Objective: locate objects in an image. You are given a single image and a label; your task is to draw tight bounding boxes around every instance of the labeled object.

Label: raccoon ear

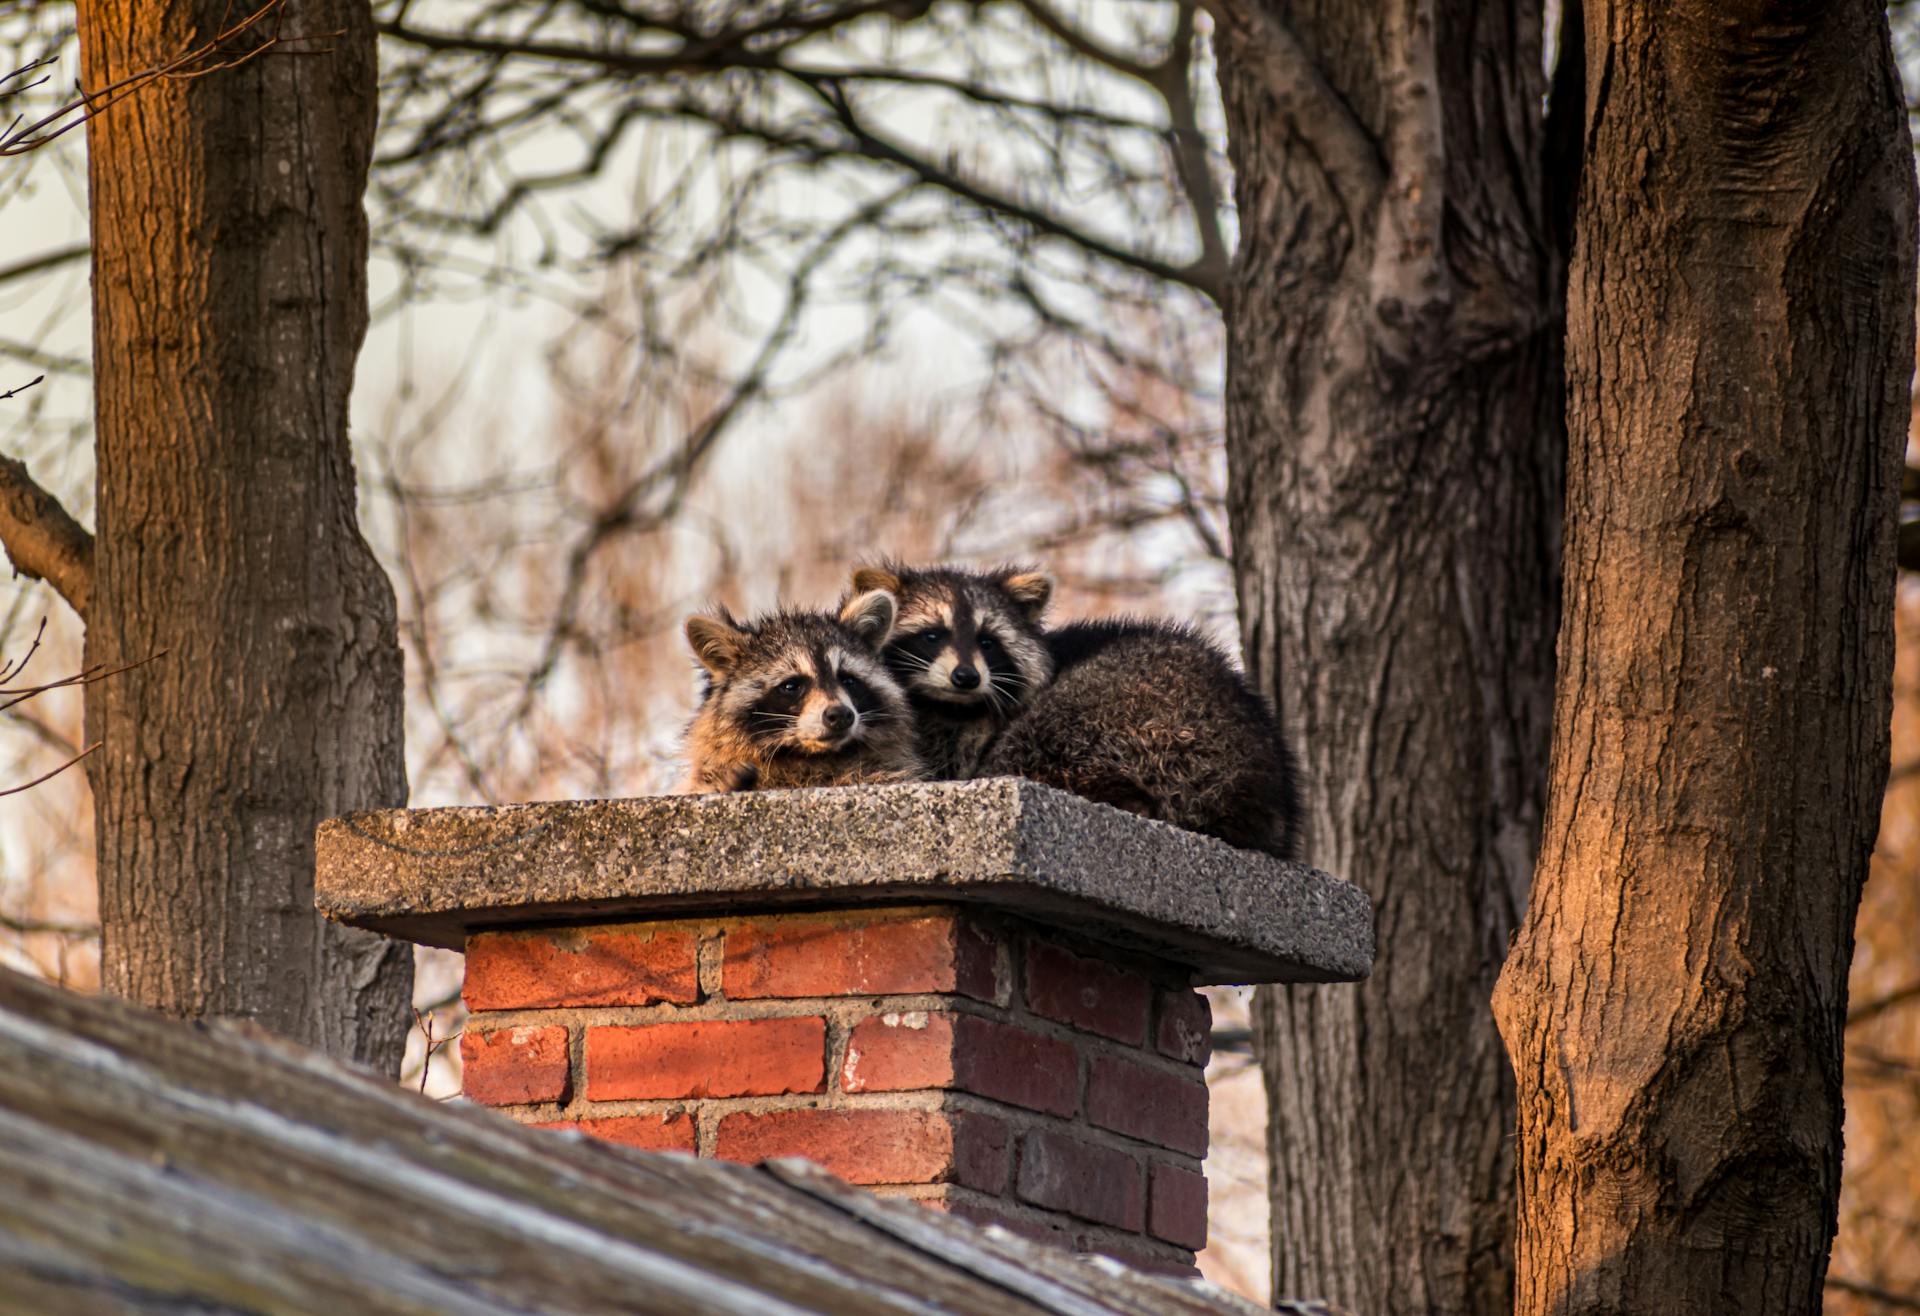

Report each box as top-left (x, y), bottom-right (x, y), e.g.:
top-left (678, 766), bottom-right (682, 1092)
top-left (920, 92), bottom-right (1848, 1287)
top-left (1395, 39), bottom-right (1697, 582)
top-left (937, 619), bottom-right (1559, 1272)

top-left (851, 564), bottom-right (903, 596)
top-left (839, 589), bottom-right (898, 648)
top-left (684, 613), bottom-right (746, 677)
top-left (998, 570), bottom-right (1054, 622)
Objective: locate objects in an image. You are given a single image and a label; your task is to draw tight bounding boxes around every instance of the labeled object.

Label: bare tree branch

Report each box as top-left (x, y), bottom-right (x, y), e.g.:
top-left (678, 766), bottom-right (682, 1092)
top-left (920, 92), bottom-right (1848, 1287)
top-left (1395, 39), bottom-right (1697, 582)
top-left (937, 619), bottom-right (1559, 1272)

top-left (0, 243), bottom-right (88, 290)
top-left (0, 737), bottom-right (97, 797)
top-left (795, 74), bottom-right (1223, 300)
top-left (0, 453), bottom-right (93, 617)
top-left (1851, 979), bottom-right (1920, 1030)
top-left (0, 0), bottom-right (323, 157)
top-left (0, 907), bottom-right (97, 939)
top-left (1826, 1276), bottom-right (1920, 1313)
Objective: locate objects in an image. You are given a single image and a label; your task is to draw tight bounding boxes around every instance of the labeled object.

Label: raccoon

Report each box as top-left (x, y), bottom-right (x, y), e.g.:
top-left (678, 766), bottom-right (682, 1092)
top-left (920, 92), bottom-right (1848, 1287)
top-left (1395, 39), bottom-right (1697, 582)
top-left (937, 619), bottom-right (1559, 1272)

top-left (981, 618), bottom-right (1302, 859)
top-left (674, 590), bottom-right (926, 794)
top-left (846, 561), bottom-right (1055, 779)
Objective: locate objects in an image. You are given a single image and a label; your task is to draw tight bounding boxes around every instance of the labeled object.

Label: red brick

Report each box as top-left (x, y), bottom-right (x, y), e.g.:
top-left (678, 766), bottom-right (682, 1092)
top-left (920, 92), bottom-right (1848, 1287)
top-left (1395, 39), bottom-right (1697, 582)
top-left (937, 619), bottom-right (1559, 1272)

top-left (537, 1114), bottom-right (697, 1154)
top-left (1015, 1129), bottom-right (1143, 1230)
top-left (715, 1108), bottom-right (1008, 1190)
top-left (839, 1011), bottom-right (1079, 1116)
top-left (1147, 1161), bottom-right (1208, 1249)
top-left (841, 1011), bottom-right (955, 1093)
top-left (586, 1017), bottom-right (824, 1100)
top-left (465, 926), bottom-right (699, 1010)
top-left (1155, 989), bottom-right (1212, 1067)
top-left (461, 1025), bottom-right (570, 1106)
top-left (1023, 939), bottom-right (1150, 1044)
top-left (1085, 1055), bottom-right (1208, 1156)
top-left (724, 910), bottom-right (1000, 1001)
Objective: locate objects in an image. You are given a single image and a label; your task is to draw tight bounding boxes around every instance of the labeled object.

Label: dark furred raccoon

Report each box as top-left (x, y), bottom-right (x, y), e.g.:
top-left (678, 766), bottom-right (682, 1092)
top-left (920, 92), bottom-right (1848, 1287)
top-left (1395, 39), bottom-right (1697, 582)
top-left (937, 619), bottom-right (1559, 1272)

top-left (981, 618), bottom-right (1302, 859)
top-left (846, 561), bottom-right (1055, 779)
top-left (674, 590), bottom-right (926, 794)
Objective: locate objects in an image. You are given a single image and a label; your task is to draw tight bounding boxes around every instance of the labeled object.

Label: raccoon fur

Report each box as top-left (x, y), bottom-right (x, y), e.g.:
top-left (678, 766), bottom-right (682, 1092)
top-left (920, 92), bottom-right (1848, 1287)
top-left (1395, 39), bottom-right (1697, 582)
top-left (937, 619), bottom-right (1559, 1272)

top-left (674, 590), bottom-right (926, 794)
top-left (846, 561), bottom-right (1054, 779)
top-left (981, 617), bottom-right (1302, 858)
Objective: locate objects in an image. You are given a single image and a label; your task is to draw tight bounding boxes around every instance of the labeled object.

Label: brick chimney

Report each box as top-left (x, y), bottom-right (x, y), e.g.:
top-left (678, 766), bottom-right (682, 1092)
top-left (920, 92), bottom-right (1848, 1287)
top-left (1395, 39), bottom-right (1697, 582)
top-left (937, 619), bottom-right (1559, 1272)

top-left (316, 779), bottom-right (1372, 1275)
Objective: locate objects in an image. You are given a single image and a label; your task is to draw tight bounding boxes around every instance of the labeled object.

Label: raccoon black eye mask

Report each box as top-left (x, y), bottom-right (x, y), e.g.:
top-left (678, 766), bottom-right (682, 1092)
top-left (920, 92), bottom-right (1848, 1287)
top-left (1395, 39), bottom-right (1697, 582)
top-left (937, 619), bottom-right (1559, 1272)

top-left (845, 560), bottom-right (1055, 780)
top-left (672, 590), bottom-right (928, 795)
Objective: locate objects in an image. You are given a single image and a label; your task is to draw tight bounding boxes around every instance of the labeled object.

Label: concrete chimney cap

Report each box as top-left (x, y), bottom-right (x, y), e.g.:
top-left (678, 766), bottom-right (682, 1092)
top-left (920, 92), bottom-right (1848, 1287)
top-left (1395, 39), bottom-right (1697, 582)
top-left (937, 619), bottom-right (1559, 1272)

top-left (315, 778), bottom-right (1373, 987)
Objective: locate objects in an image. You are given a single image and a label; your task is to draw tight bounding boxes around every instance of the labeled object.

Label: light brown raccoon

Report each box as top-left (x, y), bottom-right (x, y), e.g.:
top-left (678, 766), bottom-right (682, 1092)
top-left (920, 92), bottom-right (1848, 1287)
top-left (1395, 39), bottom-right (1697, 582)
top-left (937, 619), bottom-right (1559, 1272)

top-left (846, 561), bottom-right (1055, 779)
top-left (674, 590), bottom-right (926, 794)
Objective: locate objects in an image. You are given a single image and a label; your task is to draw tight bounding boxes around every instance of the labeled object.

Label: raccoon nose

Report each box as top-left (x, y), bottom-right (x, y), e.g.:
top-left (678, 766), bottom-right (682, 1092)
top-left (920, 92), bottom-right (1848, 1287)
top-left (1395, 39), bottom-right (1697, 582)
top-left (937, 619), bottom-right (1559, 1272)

top-left (822, 703), bottom-right (854, 734)
top-left (951, 665), bottom-right (980, 690)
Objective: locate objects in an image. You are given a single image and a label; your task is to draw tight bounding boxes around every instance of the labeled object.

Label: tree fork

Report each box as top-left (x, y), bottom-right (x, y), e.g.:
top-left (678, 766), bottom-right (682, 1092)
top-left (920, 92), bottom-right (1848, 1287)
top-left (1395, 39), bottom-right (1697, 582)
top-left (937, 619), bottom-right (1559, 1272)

top-left (77, 0), bottom-right (412, 1070)
top-left (1491, 4), bottom-right (1917, 1312)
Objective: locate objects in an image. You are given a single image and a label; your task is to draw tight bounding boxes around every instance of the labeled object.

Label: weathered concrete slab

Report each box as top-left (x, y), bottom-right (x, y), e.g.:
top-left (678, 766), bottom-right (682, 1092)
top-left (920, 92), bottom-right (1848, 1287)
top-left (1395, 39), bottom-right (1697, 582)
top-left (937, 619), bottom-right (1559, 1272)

top-left (314, 779), bottom-right (1373, 986)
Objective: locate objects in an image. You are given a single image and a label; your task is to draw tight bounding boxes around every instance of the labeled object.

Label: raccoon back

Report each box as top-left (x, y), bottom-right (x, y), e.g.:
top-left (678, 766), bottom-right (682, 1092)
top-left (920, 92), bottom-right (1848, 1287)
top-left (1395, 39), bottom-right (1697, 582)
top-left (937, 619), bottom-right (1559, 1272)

top-left (981, 619), bottom-right (1302, 858)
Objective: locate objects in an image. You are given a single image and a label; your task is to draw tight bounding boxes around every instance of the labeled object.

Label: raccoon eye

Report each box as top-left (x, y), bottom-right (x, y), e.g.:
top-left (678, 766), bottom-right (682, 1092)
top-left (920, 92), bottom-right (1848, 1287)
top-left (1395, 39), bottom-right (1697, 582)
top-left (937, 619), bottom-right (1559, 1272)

top-left (978, 633), bottom-right (1000, 652)
top-left (840, 673), bottom-right (869, 696)
top-left (918, 627), bottom-right (948, 645)
top-left (778, 676), bottom-right (807, 695)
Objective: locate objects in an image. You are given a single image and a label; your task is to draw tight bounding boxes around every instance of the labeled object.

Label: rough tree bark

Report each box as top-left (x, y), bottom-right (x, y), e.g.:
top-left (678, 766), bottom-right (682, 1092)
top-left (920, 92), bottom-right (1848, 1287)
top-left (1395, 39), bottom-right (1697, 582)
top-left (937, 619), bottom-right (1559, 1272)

top-left (1211, 2), bottom-right (1577, 1309)
top-left (76, 0), bottom-right (413, 1071)
top-left (1490, 5), bottom-right (1917, 1314)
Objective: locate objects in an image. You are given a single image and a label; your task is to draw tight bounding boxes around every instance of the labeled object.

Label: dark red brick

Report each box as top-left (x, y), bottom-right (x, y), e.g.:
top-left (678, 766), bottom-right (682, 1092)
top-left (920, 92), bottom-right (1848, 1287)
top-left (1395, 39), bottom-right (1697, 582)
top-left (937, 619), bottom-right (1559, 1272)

top-left (1023, 939), bottom-right (1150, 1044)
top-left (1014, 1129), bottom-right (1143, 1230)
top-left (460, 1025), bottom-right (571, 1106)
top-left (538, 1114), bottom-right (698, 1154)
top-left (586, 1017), bottom-right (824, 1100)
top-left (1147, 1161), bottom-right (1208, 1249)
top-left (1085, 1055), bottom-right (1208, 1156)
top-left (724, 910), bottom-right (1001, 1001)
top-left (953, 1015), bottom-right (1079, 1117)
top-left (715, 1108), bottom-right (1007, 1190)
top-left (465, 925), bottom-right (698, 1010)
top-left (1155, 989), bottom-right (1212, 1067)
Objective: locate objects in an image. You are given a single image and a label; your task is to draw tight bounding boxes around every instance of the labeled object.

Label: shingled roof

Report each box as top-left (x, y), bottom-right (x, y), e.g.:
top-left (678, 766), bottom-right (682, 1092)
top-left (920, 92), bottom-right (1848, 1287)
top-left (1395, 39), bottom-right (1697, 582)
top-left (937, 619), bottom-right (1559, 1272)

top-left (0, 968), bottom-right (1332, 1314)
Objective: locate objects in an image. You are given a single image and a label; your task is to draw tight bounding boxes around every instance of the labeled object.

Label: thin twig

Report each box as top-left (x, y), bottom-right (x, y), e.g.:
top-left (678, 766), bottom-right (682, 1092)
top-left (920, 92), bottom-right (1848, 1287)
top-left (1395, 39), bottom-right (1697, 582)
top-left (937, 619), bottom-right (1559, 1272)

top-left (0, 908), bottom-right (98, 939)
top-left (1825, 1276), bottom-right (1920, 1312)
top-left (1851, 979), bottom-right (1920, 1029)
top-left (0, 650), bottom-right (166, 712)
top-left (0, 0), bottom-right (336, 157)
top-left (0, 739), bottom-right (98, 798)
top-left (0, 617), bottom-right (46, 684)
top-left (411, 1006), bottom-right (464, 1095)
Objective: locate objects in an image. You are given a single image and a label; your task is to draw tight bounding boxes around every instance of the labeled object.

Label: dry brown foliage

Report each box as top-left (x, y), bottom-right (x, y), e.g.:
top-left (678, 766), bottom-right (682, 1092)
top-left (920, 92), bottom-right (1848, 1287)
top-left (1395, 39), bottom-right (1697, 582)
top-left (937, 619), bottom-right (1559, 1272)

top-left (1829, 587), bottom-right (1920, 1314)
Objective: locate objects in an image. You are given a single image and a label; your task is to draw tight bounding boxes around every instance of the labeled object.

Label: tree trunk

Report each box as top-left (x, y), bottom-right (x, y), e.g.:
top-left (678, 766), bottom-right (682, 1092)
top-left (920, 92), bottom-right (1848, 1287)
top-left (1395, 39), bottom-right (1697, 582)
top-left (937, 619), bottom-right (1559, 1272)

top-left (1489, 5), bottom-right (1917, 1313)
top-left (77, 0), bottom-right (413, 1071)
top-left (1213, 2), bottom-right (1572, 1309)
